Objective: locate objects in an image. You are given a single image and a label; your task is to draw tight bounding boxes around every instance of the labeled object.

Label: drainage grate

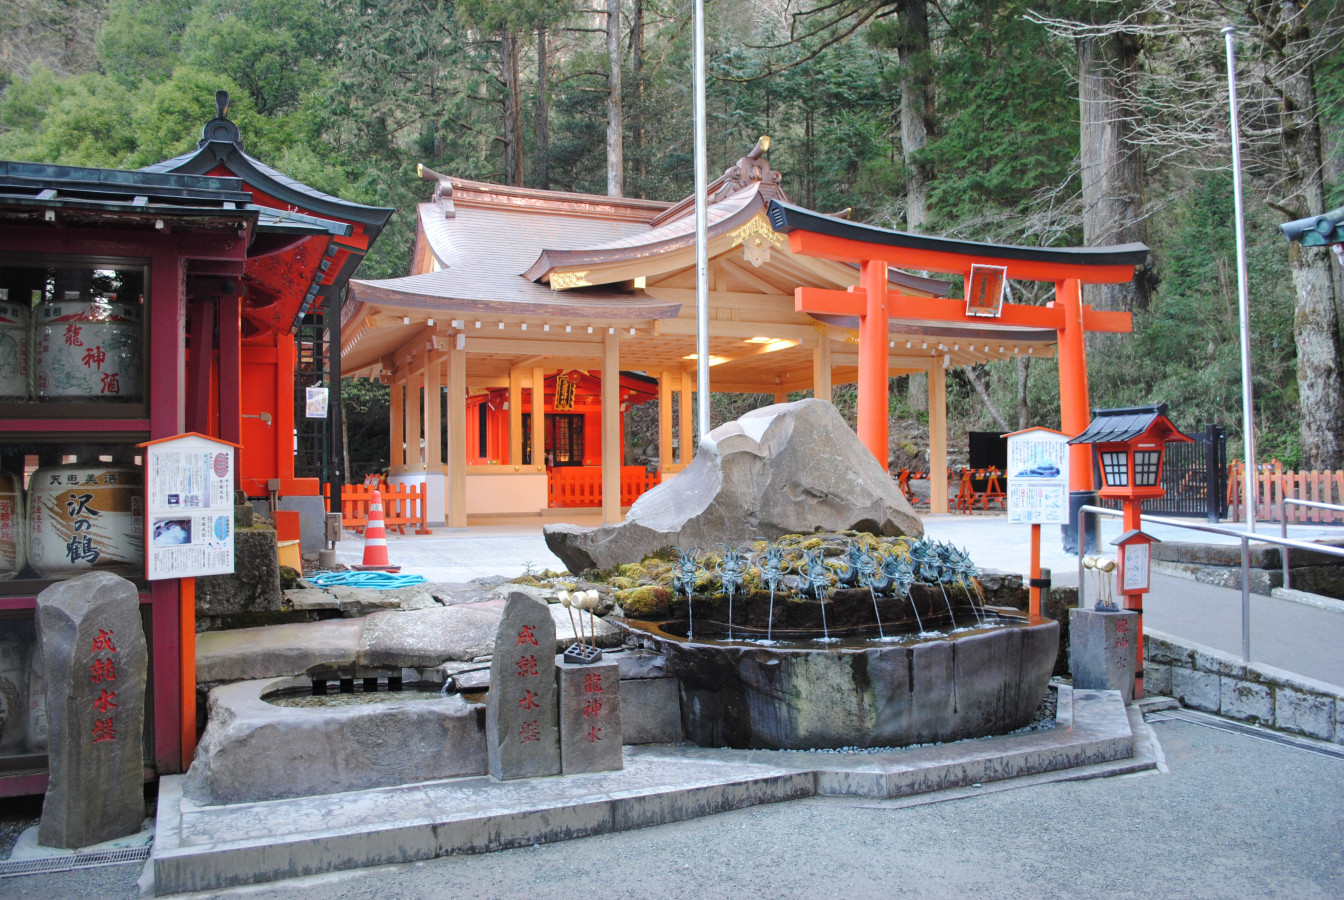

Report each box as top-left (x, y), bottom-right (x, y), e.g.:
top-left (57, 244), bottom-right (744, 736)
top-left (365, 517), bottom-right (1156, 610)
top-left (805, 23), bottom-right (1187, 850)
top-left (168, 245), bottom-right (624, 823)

top-left (1149, 708), bottom-right (1344, 760)
top-left (0, 846), bottom-right (151, 878)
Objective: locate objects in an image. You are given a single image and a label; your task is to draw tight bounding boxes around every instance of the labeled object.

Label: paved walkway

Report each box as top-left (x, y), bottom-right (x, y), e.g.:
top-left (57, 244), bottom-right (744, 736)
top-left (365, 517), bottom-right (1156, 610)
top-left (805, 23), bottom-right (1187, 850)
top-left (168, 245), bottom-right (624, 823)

top-left (7, 713), bottom-right (1342, 898)
top-left (336, 513), bottom-right (1344, 690)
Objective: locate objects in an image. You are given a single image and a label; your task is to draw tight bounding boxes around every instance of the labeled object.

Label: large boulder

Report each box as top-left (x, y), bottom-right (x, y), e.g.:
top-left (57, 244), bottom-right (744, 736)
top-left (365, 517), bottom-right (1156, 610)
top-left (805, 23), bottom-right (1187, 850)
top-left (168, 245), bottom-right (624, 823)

top-left (544, 399), bottom-right (922, 573)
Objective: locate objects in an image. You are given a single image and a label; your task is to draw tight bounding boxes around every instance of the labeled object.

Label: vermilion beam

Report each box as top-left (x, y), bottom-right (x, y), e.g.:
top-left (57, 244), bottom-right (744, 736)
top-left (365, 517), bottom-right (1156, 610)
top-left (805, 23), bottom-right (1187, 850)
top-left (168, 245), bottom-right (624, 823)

top-left (794, 286), bottom-right (865, 316)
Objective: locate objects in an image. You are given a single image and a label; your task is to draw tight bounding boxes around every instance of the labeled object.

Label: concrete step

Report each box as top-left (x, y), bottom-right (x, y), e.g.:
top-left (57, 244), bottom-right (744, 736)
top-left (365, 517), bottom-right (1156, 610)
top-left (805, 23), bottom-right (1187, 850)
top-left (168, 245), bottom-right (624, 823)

top-left (150, 687), bottom-right (1142, 894)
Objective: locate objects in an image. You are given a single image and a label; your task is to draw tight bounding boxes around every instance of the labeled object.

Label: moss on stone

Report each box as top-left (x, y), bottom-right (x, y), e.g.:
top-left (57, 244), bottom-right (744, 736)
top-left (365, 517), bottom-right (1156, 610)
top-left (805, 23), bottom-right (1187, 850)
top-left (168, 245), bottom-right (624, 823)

top-left (617, 585), bottom-right (674, 618)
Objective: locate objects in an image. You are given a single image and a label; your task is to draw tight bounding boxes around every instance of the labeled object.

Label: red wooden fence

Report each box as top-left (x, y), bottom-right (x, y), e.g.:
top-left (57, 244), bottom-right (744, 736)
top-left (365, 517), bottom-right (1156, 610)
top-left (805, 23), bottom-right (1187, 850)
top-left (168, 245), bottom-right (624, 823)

top-left (1227, 460), bottom-right (1344, 523)
top-left (547, 466), bottom-right (661, 508)
top-left (324, 481), bottom-right (433, 534)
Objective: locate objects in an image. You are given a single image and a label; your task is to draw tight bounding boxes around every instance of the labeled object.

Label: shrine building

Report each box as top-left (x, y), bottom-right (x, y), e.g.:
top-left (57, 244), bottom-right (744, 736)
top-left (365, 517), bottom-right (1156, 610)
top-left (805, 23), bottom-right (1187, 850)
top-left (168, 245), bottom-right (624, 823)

top-left (343, 139), bottom-right (1080, 526)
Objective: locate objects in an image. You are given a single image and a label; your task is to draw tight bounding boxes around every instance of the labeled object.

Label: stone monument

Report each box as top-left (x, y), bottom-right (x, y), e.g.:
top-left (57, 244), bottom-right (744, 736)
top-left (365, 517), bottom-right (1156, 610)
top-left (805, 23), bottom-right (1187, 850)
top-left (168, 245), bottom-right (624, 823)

top-left (486, 591), bottom-right (560, 780)
top-left (556, 659), bottom-right (622, 774)
top-left (36, 572), bottom-right (146, 848)
top-left (1069, 607), bottom-right (1139, 704)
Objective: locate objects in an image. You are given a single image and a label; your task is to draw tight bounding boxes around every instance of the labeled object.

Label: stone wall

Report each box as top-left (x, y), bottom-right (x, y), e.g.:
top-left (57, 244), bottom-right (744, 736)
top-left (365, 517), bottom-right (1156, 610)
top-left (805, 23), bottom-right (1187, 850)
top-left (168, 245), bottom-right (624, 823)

top-left (1152, 539), bottom-right (1344, 599)
top-left (1144, 629), bottom-right (1344, 744)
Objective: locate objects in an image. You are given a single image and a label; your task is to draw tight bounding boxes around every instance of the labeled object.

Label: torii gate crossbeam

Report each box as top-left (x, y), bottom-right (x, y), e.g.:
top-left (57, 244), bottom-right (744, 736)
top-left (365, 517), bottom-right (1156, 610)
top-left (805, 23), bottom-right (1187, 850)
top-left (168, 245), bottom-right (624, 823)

top-left (768, 199), bottom-right (1149, 547)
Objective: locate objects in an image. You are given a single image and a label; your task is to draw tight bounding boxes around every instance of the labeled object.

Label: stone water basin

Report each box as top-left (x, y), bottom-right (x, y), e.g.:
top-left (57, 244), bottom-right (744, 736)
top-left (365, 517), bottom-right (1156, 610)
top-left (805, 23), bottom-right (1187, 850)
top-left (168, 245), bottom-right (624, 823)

top-left (620, 608), bottom-right (1058, 751)
top-left (183, 676), bottom-right (489, 806)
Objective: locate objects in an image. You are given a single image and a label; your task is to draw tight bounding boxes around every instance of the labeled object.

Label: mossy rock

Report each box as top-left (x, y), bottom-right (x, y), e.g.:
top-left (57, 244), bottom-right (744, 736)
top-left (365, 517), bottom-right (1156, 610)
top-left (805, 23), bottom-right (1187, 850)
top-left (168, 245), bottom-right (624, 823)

top-left (618, 585), bottom-right (674, 618)
top-left (278, 566), bottom-right (302, 589)
top-left (606, 576), bottom-right (639, 591)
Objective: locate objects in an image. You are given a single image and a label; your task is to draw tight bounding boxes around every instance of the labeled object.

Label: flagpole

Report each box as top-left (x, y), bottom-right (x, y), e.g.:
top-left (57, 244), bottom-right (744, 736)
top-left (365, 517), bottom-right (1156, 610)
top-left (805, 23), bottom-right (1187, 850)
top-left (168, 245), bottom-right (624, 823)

top-left (692, 0), bottom-right (711, 441)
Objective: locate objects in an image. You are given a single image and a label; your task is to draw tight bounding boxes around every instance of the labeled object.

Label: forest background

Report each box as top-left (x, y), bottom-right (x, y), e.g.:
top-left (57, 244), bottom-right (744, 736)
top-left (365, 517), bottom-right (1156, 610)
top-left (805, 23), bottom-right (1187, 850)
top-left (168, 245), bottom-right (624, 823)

top-left (2, 0), bottom-right (1341, 477)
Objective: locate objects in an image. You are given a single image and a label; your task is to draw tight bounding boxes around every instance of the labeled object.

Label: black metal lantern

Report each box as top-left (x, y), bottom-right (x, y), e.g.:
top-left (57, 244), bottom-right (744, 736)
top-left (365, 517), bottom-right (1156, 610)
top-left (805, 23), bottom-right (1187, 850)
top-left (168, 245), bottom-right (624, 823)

top-left (1068, 404), bottom-right (1193, 501)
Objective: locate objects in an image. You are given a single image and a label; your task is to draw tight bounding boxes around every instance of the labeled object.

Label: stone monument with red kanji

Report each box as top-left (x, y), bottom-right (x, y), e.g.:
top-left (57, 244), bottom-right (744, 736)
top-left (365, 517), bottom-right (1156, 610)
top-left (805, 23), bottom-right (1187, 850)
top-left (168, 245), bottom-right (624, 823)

top-left (486, 591), bottom-right (560, 780)
top-left (36, 572), bottom-right (147, 848)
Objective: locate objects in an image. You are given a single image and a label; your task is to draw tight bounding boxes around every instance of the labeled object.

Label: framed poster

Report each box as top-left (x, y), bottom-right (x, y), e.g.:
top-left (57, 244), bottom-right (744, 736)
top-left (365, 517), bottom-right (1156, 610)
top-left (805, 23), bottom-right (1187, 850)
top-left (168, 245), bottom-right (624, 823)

top-left (1005, 428), bottom-right (1071, 525)
top-left (141, 433), bottom-right (238, 580)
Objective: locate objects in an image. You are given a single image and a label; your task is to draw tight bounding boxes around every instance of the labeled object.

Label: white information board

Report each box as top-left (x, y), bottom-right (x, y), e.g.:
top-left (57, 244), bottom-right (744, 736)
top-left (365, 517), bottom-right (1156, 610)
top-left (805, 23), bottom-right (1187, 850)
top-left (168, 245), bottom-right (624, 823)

top-left (143, 434), bottom-right (237, 580)
top-left (1005, 428), bottom-right (1071, 525)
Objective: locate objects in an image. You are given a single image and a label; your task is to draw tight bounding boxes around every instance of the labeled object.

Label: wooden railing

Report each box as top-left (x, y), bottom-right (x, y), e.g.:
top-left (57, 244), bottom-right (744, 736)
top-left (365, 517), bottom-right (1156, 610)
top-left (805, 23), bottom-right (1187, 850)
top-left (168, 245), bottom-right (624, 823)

top-left (1227, 460), bottom-right (1344, 523)
top-left (547, 466), bottom-right (661, 508)
top-left (324, 481), bottom-right (433, 534)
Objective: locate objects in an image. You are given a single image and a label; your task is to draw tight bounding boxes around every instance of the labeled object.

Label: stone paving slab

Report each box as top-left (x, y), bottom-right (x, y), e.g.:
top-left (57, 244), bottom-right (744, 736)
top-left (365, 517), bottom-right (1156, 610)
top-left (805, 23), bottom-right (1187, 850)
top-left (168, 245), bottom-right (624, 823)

top-left (150, 687), bottom-right (1141, 895)
top-left (196, 619), bottom-right (365, 683)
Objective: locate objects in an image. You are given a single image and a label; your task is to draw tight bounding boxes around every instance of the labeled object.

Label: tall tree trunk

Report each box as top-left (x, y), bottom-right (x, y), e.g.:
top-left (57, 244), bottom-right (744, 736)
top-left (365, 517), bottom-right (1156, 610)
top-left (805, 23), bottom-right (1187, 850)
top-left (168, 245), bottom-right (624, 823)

top-left (897, 0), bottom-right (935, 234)
top-left (1274, 4), bottom-right (1344, 469)
top-left (630, 0), bottom-right (644, 183)
top-left (1077, 33), bottom-right (1149, 313)
top-left (537, 27), bottom-right (550, 190)
top-left (501, 29), bottom-right (524, 186)
top-left (606, 0), bottom-right (624, 197)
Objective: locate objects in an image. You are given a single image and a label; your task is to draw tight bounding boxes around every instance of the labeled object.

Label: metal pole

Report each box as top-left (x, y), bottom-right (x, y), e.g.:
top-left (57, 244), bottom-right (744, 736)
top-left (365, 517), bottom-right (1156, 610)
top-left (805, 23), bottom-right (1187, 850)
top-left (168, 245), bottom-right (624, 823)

top-left (691, 0), bottom-right (711, 441)
top-left (1239, 537), bottom-right (1251, 662)
top-left (1223, 26), bottom-right (1257, 532)
top-left (1281, 498), bottom-right (1290, 590)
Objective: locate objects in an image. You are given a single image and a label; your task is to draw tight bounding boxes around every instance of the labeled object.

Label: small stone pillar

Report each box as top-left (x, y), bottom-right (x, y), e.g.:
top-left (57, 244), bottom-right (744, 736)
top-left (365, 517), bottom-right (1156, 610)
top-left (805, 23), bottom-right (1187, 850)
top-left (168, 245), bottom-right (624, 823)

top-left (36, 572), bottom-right (146, 849)
top-left (556, 659), bottom-right (622, 774)
top-left (1069, 607), bottom-right (1139, 704)
top-left (486, 591), bottom-right (560, 780)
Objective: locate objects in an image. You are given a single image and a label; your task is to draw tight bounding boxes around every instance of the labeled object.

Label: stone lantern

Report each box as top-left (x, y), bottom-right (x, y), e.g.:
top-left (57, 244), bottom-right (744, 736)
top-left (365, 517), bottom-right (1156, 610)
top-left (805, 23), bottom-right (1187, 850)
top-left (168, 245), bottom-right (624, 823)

top-left (1069, 404), bottom-right (1192, 698)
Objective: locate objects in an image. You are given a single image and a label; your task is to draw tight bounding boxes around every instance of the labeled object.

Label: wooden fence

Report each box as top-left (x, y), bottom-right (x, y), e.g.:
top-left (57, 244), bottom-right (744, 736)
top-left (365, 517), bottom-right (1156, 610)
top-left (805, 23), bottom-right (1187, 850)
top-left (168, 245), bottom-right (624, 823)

top-left (1226, 460), bottom-right (1344, 523)
top-left (548, 466), bottom-right (661, 508)
top-left (324, 480), bottom-right (433, 534)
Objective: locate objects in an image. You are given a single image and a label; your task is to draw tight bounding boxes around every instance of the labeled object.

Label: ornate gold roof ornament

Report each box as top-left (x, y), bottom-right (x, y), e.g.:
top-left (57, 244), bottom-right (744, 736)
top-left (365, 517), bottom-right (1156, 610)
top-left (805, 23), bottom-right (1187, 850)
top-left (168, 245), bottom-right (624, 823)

top-left (728, 213), bottom-right (785, 267)
top-left (550, 271), bottom-right (591, 290)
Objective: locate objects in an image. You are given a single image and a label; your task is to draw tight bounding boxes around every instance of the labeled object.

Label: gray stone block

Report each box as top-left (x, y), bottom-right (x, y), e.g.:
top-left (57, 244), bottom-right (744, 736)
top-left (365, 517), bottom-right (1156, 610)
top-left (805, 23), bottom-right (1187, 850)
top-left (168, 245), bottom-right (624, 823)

top-left (1144, 662), bottom-right (1172, 697)
top-left (285, 588), bottom-right (338, 611)
top-left (329, 586), bottom-right (403, 616)
top-left (611, 649), bottom-right (668, 680)
top-left (1171, 666), bottom-right (1219, 712)
top-left (1069, 609), bottom-right (1138, 704)
top-left (197, 619), bottom-right (364, 683)
top-left (423, 582), bottom-right (507, 606)
top-left (1274, 687), bottom-right (1335, 740)
top-left (182, 677), bottom-right (487, 805)
top-left (486, 592), bottom-right (560, 780)
top-left (359, 605), bottom-right (503, 667)
top-left (36, 572), bottom-right (146, 849)
top-left (1220, 679), bottom-right (1273, 725)
top-left (544, 399), bottom-right (921, 572)
top-left (196, 529), bottom-right (282, 619)
top-left (557, 660), bottom-right (622, 774)
top-left (620, 677), bottom-right (682, 744)
top-left (1334, 700), bottom-right (1344, 746)
top-left (1195, 650), bottom-right (1246, 680)
top-left (1145, 635), bottom-right (1194, 667)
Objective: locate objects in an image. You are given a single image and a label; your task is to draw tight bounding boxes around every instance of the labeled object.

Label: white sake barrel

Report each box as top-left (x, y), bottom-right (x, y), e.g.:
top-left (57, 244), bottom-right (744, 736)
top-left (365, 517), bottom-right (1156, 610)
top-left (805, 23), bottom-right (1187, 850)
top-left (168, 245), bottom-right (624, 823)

top-left (34, 293), bottom-right (144, 402)
top-left (0, 290), bottom-right (28, 401)
top-left (27, 463), bottom-right (144, 578)
top-left (0, 471), bottom-right (23, 580)
top-left (0, 624), bottom-right (31, 753)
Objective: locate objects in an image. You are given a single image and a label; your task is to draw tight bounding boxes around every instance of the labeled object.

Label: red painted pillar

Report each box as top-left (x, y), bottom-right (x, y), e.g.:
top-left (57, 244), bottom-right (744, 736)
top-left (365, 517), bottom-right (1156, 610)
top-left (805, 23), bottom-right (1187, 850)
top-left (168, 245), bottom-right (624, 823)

top-left (858, 259), bottom-right (890, 470)
top-left (1122, 498), bottom-right (1145, 699)
top-left (1056, 278), bottom-right (1093, 490)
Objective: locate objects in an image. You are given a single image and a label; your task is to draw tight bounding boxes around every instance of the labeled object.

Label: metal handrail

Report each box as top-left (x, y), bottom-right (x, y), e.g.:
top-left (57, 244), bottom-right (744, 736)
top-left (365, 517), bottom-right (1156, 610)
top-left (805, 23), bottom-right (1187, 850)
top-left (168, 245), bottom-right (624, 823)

top-left (1078, 504), bottom-right (1344, 663)
top-left (1280, 497), bottom-right (1344, 589)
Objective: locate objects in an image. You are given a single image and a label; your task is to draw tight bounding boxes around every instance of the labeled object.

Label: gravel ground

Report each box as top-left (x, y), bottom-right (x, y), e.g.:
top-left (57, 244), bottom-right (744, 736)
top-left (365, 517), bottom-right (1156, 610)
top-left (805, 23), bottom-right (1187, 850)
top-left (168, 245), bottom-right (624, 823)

top-left (0, 793), bottom-right (41, 859)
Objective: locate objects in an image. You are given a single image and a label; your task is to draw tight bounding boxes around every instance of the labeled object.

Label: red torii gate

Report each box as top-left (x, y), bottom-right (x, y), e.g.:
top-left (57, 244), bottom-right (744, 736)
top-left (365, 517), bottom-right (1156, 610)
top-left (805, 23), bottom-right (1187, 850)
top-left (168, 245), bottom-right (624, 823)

top-left (767, 200), bottom-right (1148, 535)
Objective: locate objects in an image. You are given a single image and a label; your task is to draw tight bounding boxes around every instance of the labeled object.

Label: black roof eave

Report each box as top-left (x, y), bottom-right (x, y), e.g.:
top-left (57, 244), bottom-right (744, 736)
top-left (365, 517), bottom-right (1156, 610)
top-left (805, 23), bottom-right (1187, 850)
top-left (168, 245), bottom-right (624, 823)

top-left (157, 141), bottom-right (394, 237)
top-left (767, 199), bottom-right (1150, 268)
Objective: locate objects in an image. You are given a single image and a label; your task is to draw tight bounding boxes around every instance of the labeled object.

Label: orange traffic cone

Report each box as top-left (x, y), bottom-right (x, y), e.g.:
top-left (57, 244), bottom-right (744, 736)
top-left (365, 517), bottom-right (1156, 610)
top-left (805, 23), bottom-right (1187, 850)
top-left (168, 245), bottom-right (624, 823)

top-left (355, 490), bottom-right (400, 572)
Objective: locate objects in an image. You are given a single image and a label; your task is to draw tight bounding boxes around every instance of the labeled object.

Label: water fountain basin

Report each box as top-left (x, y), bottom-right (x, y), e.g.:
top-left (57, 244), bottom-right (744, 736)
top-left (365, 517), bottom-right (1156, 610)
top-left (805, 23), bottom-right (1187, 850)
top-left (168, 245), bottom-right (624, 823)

top-left (618, 609), bottom-right (1058, 750)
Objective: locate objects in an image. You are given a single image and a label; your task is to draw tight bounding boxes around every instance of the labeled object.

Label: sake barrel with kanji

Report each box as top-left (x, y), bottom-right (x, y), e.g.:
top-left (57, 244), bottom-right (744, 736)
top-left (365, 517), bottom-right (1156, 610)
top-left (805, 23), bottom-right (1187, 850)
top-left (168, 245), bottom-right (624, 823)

top-left (0, 471), bottom-right (24, 580)
top-left (0, 290), bottom-right (29, 401)
top-left (33, 294), bottom-right (143, 402)
top-left (28, 464), bottom-right (144, 578)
